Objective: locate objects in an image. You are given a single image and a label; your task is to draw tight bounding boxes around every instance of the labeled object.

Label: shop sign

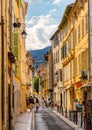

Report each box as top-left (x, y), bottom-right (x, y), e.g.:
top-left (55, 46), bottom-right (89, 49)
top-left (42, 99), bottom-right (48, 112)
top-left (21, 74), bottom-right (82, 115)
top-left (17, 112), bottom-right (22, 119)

top-left (75, 81), bottom-right (82, 88)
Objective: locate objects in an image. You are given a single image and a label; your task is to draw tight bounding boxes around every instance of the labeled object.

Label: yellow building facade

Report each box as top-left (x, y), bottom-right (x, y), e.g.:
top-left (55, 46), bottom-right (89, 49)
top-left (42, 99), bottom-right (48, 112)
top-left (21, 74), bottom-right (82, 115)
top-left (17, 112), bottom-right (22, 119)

top-left (58, 0), bottom-right (89, 116)
top-left (51, 0), bottom-right (89, 117)
top-left (12, 0), bottom-right (28, 116)
top-left (20, 1), bottom-right (28, 113)
top-left (0, 0), bottom-right (27, 129)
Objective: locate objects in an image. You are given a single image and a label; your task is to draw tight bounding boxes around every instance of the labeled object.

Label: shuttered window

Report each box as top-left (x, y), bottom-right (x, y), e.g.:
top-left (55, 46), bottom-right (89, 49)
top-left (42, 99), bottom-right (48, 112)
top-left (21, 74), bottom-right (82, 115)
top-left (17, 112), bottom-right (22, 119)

top-left (78, 24), bottom-right (80, 41)
top-left (60, 69), bottom-right (62, 81)
top-left (85, 14), bottom-right (88, 33)
top-left (61, 46), bottom-right (64, 59)
top-left (81, 49), bottom-right (88, 70)
top-left (82, 18), bottom-right (84, 38)
top-left (16, 0), bottom-right (22, 8)
top-left (12, 32), bottom-right (18, 74)
top-left (12, 32), bottom-right (18, 60)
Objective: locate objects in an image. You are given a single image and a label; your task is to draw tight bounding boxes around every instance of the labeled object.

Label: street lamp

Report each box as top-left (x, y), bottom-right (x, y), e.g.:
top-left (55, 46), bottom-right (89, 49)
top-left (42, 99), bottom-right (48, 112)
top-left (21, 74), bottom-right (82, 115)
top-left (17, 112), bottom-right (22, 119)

top-left (21, 30), bottom-right (27, 39)
top-left (13, 22), bottom-right (27, 39)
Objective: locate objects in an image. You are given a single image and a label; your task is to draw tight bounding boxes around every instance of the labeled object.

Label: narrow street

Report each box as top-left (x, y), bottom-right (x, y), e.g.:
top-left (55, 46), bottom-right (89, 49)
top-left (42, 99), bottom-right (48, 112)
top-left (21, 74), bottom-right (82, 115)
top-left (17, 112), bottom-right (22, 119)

top-left (35, 109), bottom-right (74, 130)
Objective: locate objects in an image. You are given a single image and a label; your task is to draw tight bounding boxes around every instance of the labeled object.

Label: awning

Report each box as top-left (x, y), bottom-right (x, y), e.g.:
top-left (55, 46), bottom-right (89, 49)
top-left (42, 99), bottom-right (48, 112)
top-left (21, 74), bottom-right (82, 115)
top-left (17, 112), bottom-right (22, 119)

top-left (75, 82), bottom-right (92, 91)
top-left (80, 82), bottom-right (92, 89)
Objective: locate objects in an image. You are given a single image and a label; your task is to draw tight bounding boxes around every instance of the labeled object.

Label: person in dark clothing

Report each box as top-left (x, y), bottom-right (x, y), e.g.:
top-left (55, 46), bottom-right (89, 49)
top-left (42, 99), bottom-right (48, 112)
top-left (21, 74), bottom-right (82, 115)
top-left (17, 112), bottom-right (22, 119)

top-left (29, 96), bottom-right (34, 103)
top-left (26, 97), bottom-right (29, 108)
top-left (51, 100), bottom-right (54, 110)
top-left (29, 96), bottom-right (34, 111)
top-left (35, 97), bottom-right (39, 112)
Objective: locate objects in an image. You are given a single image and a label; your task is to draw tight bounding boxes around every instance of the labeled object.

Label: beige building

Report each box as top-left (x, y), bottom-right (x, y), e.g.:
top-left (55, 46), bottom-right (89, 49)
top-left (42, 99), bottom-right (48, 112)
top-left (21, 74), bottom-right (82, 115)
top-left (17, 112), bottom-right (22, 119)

top-left (50, 29), bottom-right (63, 106)
top-left (26, 52), bottom-right (34, 98)
top-left (44, 49), bottom-right (53, 101)
top-left (38, 64), bottom-right (48, 98)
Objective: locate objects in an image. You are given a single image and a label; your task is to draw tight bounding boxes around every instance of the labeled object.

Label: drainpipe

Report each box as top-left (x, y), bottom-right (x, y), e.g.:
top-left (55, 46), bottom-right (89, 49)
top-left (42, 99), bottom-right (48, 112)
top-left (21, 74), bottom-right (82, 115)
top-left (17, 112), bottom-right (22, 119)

top-left (9, 0), bottom-right (14, 129)
top-left (1, 0), bottom-right (5, 129)
top-left (88, 0), bottom-right (92, 99)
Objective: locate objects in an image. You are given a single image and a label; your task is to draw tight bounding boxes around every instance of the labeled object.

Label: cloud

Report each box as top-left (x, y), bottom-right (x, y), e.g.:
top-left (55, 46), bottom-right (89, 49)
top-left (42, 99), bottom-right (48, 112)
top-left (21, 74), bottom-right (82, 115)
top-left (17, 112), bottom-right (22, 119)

top-left (53, 0), bottom-right (62, 4)
top-left (26, 14), bottom-right (58, 50)
top-left (53, 0), bottom-right (75, 5)
top-left (49, 9), bottom-right (56, 15)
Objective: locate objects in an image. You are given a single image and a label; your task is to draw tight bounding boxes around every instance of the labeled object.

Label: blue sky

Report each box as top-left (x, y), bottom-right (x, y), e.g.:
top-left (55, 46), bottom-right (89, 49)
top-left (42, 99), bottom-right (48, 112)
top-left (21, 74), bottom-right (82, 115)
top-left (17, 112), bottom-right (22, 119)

top-left (25, 0), bottom-right (75, 50)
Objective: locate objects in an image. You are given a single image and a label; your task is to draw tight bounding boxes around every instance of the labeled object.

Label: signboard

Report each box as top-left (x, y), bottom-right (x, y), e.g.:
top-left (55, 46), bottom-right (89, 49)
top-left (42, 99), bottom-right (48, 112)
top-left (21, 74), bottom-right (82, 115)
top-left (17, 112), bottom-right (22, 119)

top-left (75, 81), bottom-right (82, 88)
top-left (86, 100), bottom-right (92, 130)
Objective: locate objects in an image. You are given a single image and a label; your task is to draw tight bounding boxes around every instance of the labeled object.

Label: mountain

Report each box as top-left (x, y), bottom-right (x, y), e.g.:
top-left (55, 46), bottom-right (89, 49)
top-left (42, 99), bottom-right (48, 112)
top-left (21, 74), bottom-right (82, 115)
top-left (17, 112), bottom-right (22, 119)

top-left (30, 46), bottom-right (51, 66)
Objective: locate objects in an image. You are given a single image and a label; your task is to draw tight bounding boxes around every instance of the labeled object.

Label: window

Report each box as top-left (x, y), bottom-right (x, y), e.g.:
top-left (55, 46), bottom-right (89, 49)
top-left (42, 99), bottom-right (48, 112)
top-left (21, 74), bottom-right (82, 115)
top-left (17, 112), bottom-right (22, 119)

top-left (71, 33), bottom-right (73, 50)
top-left (75, 58), bottom-right (77, 76)
top-left (64, 63), bottom-right (70, 81)
top-left (61, 47), bottom-right (62, 60)
top-left (58, 50), bottom-right (59, 62)
top-left (61, 46), bottom-right (64, 59)
top-left (59, 32), bottom-right (62, 42)
top-left (54, 53), bottom-right (55, 64)
top-left (78, 0), bottom-right (84, 8)
top-left (16, 0), bottom-right (22, 8)
top-left (54, 36), bottom-right (59, 47)
top-left (56, 52), bottom-right (57, 63)
top-left (77, 54), bottom-right (81, 75)
top-left (71, 59), bottom-right (74, 78)
top-left (60, 32), bottom-right (62, 41)
top-left (82, 49), bottom-right (88, 70)
top-left (68, 38), bottom-right (70, 54)
top-left (60, 69), bottom-right (62, 81)
top-left (82, 18), bottom-right (84, 37)
top-left (74, 29), bottom-right (77, 44)
top-left (78, 24), bottom-right (80, 41)
top-left (85, 14), bottom-right (88, 33)
top-left (64, 44), bottom-right (67, 57)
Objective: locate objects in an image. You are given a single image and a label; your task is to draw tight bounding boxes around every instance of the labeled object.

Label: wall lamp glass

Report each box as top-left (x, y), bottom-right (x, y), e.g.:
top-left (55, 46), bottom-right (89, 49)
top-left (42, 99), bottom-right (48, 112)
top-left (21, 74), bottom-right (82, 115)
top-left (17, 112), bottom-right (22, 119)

top-left (21, 30), bottom-right (27, 39)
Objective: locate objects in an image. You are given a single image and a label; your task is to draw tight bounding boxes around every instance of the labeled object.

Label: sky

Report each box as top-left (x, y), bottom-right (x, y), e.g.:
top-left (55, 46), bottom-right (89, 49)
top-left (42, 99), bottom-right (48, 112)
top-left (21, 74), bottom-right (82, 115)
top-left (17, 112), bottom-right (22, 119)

top-left (25, 0), bottom-right (75, 50)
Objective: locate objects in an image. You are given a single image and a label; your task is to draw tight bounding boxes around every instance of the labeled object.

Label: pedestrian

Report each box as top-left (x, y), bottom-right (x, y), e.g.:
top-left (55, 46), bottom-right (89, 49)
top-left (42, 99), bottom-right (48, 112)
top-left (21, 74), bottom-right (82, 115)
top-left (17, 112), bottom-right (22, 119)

top-left (51, 100), bottom-right (54, 110)
top-left (35, 97), bottom-right (39, 112)
top-left (26, 97), bottom-right (30, 108)
top-left (29, 96), bottom-right (34, 111)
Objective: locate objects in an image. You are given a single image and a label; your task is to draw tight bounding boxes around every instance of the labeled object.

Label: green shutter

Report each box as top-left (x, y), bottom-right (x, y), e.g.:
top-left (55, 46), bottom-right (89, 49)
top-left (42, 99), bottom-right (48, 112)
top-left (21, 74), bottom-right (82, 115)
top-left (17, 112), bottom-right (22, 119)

top-left (16, 0), bottom-right (22, 8)
top-left (18, 0), bottom-right (22, 8)
top-left (12, 32), bottom-right (18, 60)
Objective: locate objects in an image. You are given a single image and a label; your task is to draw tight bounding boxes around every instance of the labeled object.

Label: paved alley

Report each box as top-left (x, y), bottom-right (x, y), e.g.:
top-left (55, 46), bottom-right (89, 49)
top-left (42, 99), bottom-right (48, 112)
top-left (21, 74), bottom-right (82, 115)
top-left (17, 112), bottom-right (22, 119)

top-left (35, 108), bottom-right (74, 130)
top-left (14, 110), bottom-right (32, 130)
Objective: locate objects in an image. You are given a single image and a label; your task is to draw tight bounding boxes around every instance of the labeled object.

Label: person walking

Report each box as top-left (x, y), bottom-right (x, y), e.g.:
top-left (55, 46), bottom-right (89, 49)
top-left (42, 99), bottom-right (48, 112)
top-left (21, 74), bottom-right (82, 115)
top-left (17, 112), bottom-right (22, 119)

top-left (29, 96), bottom-right (34, 111)
top-left (35, 97), bottom-right (39, 112)
top-left (51, 100), bottom-right (54, 110)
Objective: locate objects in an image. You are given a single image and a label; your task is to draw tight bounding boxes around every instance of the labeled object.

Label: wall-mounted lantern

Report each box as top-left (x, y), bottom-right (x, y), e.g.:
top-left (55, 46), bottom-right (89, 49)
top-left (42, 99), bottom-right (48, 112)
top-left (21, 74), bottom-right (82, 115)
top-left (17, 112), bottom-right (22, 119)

top-left (21, 30), bottom-right (27, 39)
